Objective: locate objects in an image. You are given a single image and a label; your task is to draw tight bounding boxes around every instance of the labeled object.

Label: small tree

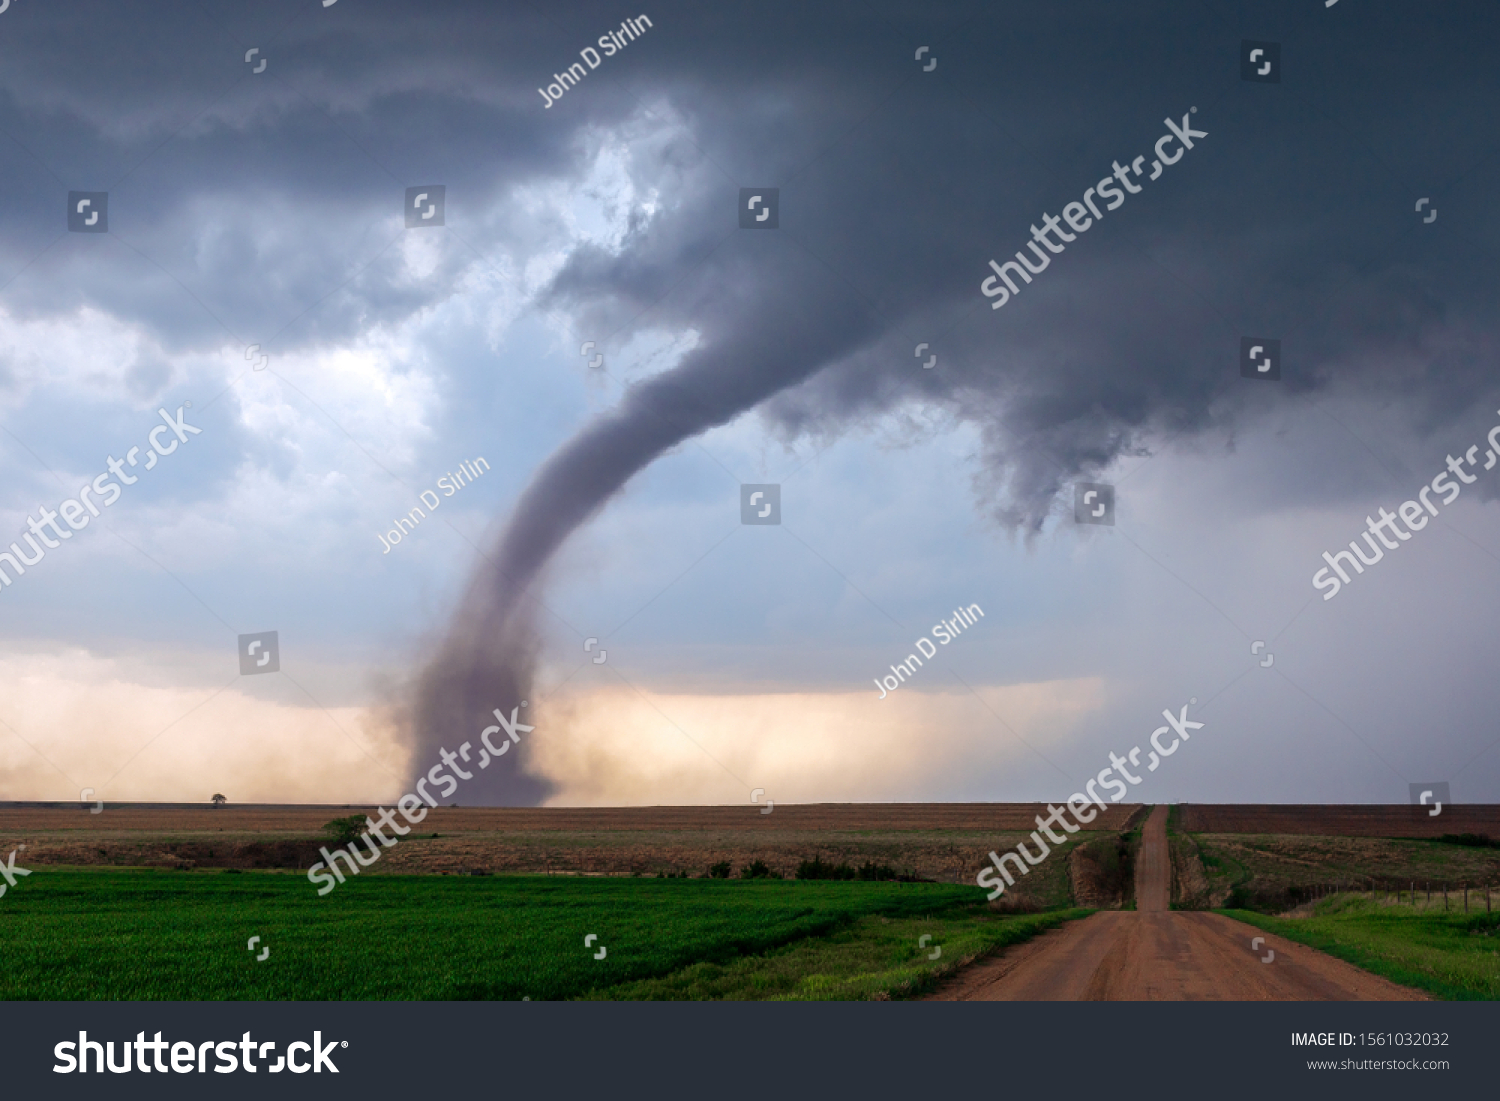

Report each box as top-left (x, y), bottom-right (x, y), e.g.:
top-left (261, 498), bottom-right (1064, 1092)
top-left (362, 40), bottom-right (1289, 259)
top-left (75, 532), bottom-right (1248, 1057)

top-left (210, 793), bottom-right (227, 808)
top-left (323, 816), bottom-right (366, 845)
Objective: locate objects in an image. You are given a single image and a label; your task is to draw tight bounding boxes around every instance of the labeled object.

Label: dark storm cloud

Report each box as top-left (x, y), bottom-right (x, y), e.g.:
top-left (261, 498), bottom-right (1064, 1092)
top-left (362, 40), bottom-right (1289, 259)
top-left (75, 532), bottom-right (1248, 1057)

top-left (0, 0), bottom-right (620, 352)
top-left (410, 0), bottom-right (1500, 801)
top-left (519, 0), bottom-right (1500, 530)
top-left (409, 4), bottom-right (1498, 800)
top-left (3, 1), bottom-right (1496, 800)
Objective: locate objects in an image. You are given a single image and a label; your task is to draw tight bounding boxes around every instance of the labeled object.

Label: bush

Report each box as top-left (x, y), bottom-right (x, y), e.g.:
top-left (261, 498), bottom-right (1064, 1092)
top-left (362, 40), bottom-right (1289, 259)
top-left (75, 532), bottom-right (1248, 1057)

top-left (796, 856), bottom-right (855, 881)
top-left (322, 816), bottom-right (366, 846)
top-left (795, 857), bottom-right (922, 883)
top-left (707, 861), bottom-right (732, 879)
top-left (739, 860), bottom-right (782, 880)
top-left (1439, 833), bottom-right (1498, 848)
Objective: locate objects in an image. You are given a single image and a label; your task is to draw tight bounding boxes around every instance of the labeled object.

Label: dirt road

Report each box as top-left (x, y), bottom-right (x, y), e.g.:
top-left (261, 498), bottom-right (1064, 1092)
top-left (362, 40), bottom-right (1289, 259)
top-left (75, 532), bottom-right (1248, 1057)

top-left (1135, 800), bottom-right (1171, 912)
top-left (930, 806), bottom-right (1424, 1001)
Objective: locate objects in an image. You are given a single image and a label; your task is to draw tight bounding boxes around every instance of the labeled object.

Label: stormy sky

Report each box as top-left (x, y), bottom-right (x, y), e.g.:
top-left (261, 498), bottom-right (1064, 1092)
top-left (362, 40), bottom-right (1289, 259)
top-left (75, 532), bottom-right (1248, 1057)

top-left (1, 0), bottom-right (1498, 808)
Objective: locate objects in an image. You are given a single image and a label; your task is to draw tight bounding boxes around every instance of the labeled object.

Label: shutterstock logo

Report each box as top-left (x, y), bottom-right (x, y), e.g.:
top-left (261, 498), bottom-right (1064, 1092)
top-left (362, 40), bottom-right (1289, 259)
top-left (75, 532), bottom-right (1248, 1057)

top-left (405, 185), bottom-right (445, 227)
top-left (0, 846), bottom-right (31, 898)
top-left (238, 631), bottom-right (280, 675)
top-left (981, 109), bottom-right (1206, 312)
top-left (1312, 411), bottom-right (1500, 599)
top-left (1074, 483), bottom-right (1114, 526)
top-left (739, 188), bottom-right (779, 228)
top-left (1410, 782), bottom-right (1449, 817)
top-left (740, 484), bottom-right (780, 524)
top-left (68, 191), bottom-right (108, 233)
top-left (55, 1031), bottom-right (345, 1074)
top-left (1240, 336), bottom-right (1281, 380)
top-left (0, 406), bottom-right (201, 600)
top-left (1241, 40), bottom-right (1281, 83)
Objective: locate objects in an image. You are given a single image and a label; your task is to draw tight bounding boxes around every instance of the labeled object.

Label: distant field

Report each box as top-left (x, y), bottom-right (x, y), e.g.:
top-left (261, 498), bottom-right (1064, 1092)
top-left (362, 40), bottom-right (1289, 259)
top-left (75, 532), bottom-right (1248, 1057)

top-left (1230, 895), bottom-right (1500, 1000)
top-left (0, 802), bottom-right (1144, 834)
top-left (0, 802), bottom-right (1143, 910)
top-left (1176, 804), bottom-right (1500, 837)
top-left (1167, 806), bottom-right (1500, 912)
top-left (0, 868), bottom-right (1072, 1001)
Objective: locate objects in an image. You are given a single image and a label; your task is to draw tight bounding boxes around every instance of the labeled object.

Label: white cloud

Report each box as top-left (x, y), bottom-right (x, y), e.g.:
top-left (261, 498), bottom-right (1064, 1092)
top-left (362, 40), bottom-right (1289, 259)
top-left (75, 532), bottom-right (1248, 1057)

top-left (528, 679), bottom-right (1105, 806)
top-left (0, 644), bottom-right (408, 803)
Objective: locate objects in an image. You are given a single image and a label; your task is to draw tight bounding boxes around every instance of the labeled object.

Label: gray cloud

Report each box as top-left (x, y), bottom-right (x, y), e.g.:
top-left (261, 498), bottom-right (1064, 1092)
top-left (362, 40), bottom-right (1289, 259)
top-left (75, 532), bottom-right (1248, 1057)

top-left (409, 1), bottom-right (1500, 800)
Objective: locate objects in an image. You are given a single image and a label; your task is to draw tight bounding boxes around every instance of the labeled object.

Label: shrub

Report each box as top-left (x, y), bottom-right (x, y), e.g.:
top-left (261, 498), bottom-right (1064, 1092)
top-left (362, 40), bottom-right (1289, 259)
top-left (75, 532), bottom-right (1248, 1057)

top-left (322, 816), bottom-right (367, 846)
top-left (796, 856), bottom-right (855, 881)
top-left (793, 857), bottom-right (924, 883)
top-left (1439, 833), bottom-right (1498, 848)
top-left (707, 861), bottom-right (732, 879)
top-left (739, 860), bottom-right (781, 880)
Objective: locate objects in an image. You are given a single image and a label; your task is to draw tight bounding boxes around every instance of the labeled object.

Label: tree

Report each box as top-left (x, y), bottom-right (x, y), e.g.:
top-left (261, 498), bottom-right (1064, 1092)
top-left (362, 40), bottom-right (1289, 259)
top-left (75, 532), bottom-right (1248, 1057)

top-left (211, 794), bottom-right (226, 807)
top-left (323, 816), bottom-right (366, 845)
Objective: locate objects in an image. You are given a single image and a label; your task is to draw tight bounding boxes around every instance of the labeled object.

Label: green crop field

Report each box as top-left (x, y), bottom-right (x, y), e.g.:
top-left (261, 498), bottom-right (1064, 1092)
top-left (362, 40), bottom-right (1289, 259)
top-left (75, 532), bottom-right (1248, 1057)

top-left (0, 868), bottom-right (1082, 1001)
top-left (1228, 895), bottom-right (1500, 1000)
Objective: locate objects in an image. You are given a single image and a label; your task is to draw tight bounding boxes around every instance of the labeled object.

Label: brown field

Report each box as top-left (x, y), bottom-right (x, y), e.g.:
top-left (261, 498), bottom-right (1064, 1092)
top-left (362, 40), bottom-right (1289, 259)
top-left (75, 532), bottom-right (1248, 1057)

top-left (0, 801), bottom-right (1140, 835)
top-left (1178, 832), bottom-right (1500, 910)
top-left (1176, 804), bottom-right (1500, 837)
top-left (16, 802), bottom-right (1492, 915)
top-left (0, 802), bottom-right (1143, 910)
top-left (1170, 805), bottom-right (1500, 911)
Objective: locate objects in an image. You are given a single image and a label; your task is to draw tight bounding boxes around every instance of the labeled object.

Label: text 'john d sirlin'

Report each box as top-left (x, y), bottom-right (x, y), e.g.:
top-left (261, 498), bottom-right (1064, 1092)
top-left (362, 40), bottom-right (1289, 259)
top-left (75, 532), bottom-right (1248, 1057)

top-left (875, 604), bottom-right (984, 698)
top-left (538, 15), bottom-right (653, 109)
top-left (378, 458), bottom-right (489, 554)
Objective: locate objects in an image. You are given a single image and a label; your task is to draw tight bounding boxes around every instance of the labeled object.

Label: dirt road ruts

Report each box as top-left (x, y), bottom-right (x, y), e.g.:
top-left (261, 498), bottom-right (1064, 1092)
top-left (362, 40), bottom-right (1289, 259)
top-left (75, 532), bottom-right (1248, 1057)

top-left (929, 806), bottom-right (1425, 1001)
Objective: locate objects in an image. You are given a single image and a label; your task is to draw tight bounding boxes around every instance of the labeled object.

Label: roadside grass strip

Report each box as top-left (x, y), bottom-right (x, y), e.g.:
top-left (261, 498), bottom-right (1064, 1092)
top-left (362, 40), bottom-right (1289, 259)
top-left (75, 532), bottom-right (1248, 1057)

top-left (588, 909), bottom-right (1091, 1001)
top-left (1225, 895), bottom-right (1500, 1000)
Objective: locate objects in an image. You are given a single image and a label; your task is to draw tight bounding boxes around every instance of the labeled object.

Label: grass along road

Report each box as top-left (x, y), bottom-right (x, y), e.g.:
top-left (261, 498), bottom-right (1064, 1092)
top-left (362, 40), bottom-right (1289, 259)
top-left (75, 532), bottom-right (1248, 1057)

top-left (1228, 894), bottom-right (1500, 1000)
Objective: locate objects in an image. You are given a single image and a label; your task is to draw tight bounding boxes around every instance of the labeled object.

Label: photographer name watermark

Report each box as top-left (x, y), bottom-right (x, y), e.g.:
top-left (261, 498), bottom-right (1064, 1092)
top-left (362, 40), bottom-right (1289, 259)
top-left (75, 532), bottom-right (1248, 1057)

top-left (378, 457), bottom-right (490, 554)
top-left (874, 604), bottom-right (984, 698)
top-left (538, 13), bottom-right (653, 109)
